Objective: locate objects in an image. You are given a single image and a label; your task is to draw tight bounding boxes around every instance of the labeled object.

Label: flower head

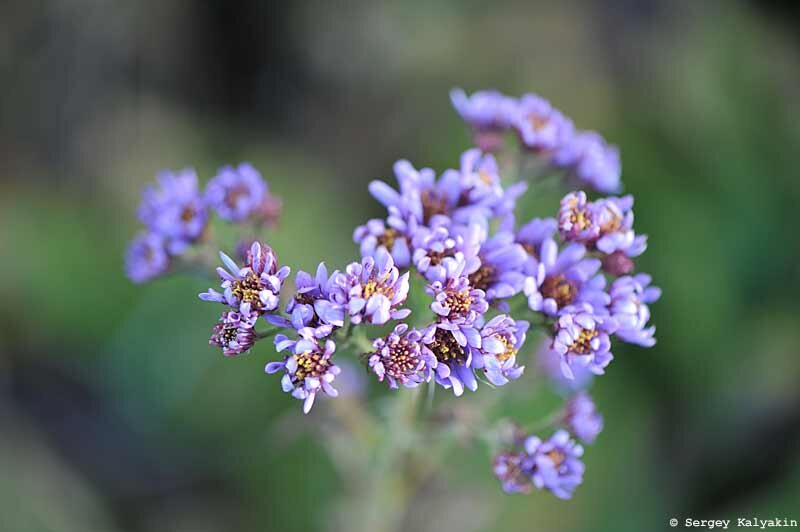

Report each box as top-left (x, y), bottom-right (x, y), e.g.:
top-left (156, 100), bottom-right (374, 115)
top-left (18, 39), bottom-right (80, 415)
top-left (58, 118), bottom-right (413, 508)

top-left (450, 88), bottom-right (517, 152)
top-left (204, 162), bottom-right (268, 222)
top-left (608, 274), bottom-right (661, 347)
top-left (553, 131), bottom-right (621, 194)
top-left (493, 452), bottom-right (534, 494)
top-left (354, 217), bottom-right (412, 269)
top-left (512, 93), bottom-right (574, 152)
top-left (537, 338), bottom-right (594, 393)
top-left (138, 168), bottom-right (208, 253)
top-left (199, 241), bottom-right (290, 318)
top-left (465, 230), bottom-right (528, 301)
top-left (421, 323), bottom-right (478, 396)
top-left (367, 324), bottom-right (436, 389)
top-left (526, 430), bottom-right (585, 499)
top-left (523, 239), bottom-right (608, 317)
top-left (562, 392), bottom-right (603, 444)
top-left (125, 232), bottom-right (169, 283)
top-left (209, 311), bottom-right (257, 356)
top-left (474, 314), bottom-right (529, 386)
top-left (552, 303), bottom-right (617, 380)
top-left (267, 262), bottom-right (345, 336)
top-left (338, 248), bottom-right (410, 325)
top-left (427, 271), bottom-right (489, 327)
top-left (266, 328), bottom-right (340, 414)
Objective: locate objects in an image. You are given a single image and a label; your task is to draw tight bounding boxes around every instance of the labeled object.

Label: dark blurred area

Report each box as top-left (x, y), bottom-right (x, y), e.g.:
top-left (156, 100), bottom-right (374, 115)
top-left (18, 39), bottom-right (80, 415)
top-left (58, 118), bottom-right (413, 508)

top-left (2, 1), bottom-right (800, 531)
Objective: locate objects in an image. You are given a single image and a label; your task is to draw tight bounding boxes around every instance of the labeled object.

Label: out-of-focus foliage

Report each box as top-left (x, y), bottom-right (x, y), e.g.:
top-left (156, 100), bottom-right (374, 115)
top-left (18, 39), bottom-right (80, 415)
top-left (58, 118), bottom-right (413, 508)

top-left (1, 1), bottom-right (799, 531)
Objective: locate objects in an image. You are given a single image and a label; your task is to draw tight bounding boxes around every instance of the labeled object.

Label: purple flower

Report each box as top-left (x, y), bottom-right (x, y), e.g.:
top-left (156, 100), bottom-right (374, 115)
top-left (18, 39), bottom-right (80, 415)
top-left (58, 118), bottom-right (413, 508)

top-left (427, 270), bottom-right (489, 328)
top-left (125, 232), bottom-right (169, 283)
top-left (420, 323), bottom-right (478, 396)
top-left (450, 88), bottom-right (518, 152)
top-left (562, 392), bottom-right (603, 444)
top-left (266, 328), bottom-right (340, 414)
top-left (608, 274), bottom-right (661, 347)
top-left (526, 430), bottom-right (585, 499)
top-left (493, 452), bottom-right (534, 494)
top-left (523, 239), bottom-right (608, 316)
top-left (367, 324), bottom-right (436, 389)
top-left (209, 311), bottom-right (257, 356)
top-left (266, 262), bottom-right (345, 335)
top-left (552, 303), bottom-right (617, 380)
top-left (537, 339), bottom-right (594, 393)
top-left (138, 168), bottom-right (208, 254)
top-left (204, 162), bottom-right (268, 222)
top-left (510, 216), bottom-right (558, 276)
top-left (557, 191), bottom-right (601, 243)
top-left (465, 229), bottom-right (528, 301)
top-left (412, 221), bottom-right (481, 284)
top-left (558, 192), bottom-right (647, 259)
top-left (512, 93), bottom-right (574, 152)
top-left (474, 314), bottom-right (529, 386)
top-left (337, 248), bottom-right (410, 325)
top-left (199, 241), bottom-right (290, 318)
top-left (553, 131), bottom-right (621, 194)
top-left (353, 217), bottom-right (413, 269)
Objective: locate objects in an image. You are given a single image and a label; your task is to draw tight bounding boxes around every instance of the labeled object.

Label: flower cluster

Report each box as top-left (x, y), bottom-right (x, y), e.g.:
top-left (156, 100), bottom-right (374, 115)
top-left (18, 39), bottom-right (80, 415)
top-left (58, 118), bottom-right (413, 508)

top-left (128, 87), bottom-right (661, 502)
top-left (125, 163), bottom-right (279, 284)
top-left (452, 88), bottom-right (620, 193)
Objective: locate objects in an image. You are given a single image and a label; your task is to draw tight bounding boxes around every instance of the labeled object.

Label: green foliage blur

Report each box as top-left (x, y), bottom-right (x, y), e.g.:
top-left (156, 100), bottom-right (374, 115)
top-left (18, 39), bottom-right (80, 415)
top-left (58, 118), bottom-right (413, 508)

top-left (1, 2), bottom-right (799, 531)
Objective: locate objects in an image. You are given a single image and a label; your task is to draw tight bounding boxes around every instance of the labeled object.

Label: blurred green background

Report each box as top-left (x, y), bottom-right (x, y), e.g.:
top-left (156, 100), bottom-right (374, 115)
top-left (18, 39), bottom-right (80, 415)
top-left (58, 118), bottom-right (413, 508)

top-left (2, 1), bottom-right (800, 531)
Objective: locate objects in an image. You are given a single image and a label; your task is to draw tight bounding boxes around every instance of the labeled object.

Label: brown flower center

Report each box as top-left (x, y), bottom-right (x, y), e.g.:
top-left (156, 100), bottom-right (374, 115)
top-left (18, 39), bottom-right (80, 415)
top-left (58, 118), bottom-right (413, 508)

top-left (180, 206), bottom-right (196, 222)
top-left (428, 328), bottom-right (466, 365)
top-left (568, 328), bottom-right (598, 355)
top-left (421, 189), bottom-right (449, 223)
top-left (445, 289), bottom-right (474, 318)
top-left (386, 338), bottom-right (418, 376)
top-left (468, 263), bottom-right (496, 291)
top-left (540, 274), bottom-right (576, 307)
top-left (520, 242), bottom-right (538, 260)
top-left (231, 271), bottom-right (265, 310)
top-left (495, 335), bottom-right (518, 362)
top-left (545, 450), bottom-right (566, 467)
top-left (376, 228), bottom-right (400, 250)
top-left (293, 351), bottom-right (331, 383)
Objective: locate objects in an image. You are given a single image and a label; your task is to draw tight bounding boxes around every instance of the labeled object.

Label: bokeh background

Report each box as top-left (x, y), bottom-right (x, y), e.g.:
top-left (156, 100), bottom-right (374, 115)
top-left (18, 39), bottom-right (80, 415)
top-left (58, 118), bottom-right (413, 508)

top-left (2, 1), bottom-right (800, 531)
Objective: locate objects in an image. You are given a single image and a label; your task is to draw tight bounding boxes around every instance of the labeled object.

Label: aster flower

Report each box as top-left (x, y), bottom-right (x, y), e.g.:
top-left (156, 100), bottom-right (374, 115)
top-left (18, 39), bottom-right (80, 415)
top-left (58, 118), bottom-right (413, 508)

top-left (204, 162), bottom-right (268, 222)
top-left (266, 262), bottom-right (345, 336)
top-left (266, 328), bottom-right (340, 414)
top-left (557, 191), bottom-right (601, 243)
top-left (368, 157), bottom-right (498, 232)
top-left (523, 239), bottom-right (608, 317)
top-left (562, 392), bottom-right (603, 444)
top-left (353, 217), bottom-right (412, 269)
top-left (558, 192), bottom-right (647, 259)
top-left (367, 324), bottom-right (436, 389)
top-left (608, 274), bottom-right (661, 347)
top-left (464, 229), bottom-right (528, 301)
top-left (509, 215), bottom-right (558, 276)
top-left (209, 311), bottom-right (257, 356)
top-left (420, 323), bottom-right (478, 396)
top-left (473, 314), bottom-right (529, 386)
top-left (125, 232), bottom-right (169, 283)
top-left (450, 88), bottom-right (518, 152)
top-left (426, 268), bottom-right (488, 328)
top-left (412, 221), bottom-right (480, 283)
top-left (526, 430), bottom-right (585, 499)
top-left (512, 93), bottom-right (574, 152)
top-left (199, 241), bottom-right (290, 318)
top-left (553, 131), bottom-right (621, 194)
top-left (138, 168), bottom-right (208, 254)
top-left (537, 339), bottom-right (594, 393)
top-left (337, 248), bottom-right (411, 326)
top-left (552, 303), bottom-right (617, 380)
top-left (493, 452), bottom-right (534, 494)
